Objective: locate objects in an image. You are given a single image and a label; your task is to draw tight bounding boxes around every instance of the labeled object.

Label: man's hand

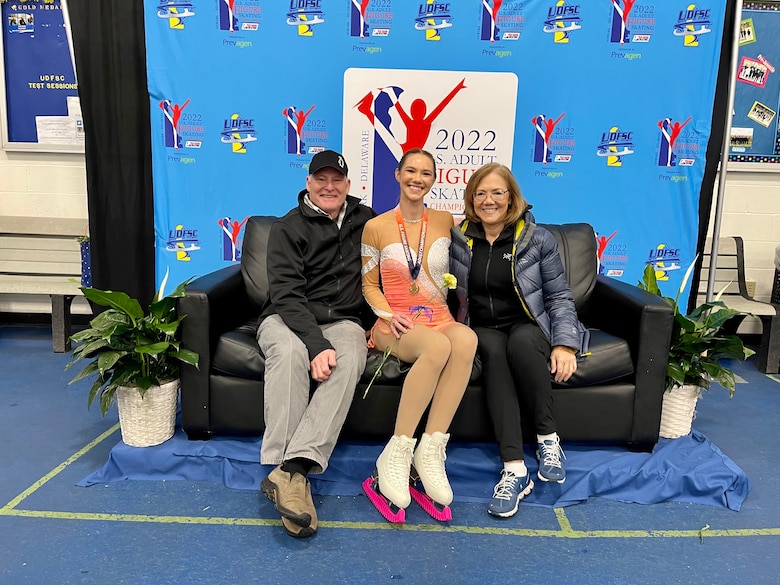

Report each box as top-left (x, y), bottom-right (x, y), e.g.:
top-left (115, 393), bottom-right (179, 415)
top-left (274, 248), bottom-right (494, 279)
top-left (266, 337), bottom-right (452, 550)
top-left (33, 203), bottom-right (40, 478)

top-left (549, 346), bottom-right (577, 383)
top-left (311, 349), bottom-right (337, 382)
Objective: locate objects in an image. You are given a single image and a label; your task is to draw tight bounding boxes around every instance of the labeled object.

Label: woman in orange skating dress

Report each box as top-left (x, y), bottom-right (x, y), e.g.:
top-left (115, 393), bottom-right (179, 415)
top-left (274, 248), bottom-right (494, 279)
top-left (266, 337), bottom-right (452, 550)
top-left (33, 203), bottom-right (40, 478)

top-left (360, 148), bottom-right (477, 523)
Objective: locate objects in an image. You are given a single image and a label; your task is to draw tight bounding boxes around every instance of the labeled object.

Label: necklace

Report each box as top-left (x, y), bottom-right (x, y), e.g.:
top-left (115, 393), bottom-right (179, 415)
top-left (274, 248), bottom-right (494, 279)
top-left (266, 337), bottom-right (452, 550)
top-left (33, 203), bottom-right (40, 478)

top-left (403, 217), bottom-right (423, 224)
top-left (395, 207), bottom-right (428, 294)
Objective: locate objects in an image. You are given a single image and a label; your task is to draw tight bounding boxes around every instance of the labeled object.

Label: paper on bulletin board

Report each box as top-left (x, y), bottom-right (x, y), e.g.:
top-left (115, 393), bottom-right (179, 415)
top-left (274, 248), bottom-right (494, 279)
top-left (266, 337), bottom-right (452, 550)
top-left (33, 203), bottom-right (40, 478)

top-left (35, 95), bottom-right (83, 144)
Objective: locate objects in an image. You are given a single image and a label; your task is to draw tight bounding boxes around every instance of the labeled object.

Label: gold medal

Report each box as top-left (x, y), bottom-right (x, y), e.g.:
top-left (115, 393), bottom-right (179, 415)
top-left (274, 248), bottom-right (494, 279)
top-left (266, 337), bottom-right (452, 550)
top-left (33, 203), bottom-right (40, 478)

top-left (396, 208), bottom-right (428, 296)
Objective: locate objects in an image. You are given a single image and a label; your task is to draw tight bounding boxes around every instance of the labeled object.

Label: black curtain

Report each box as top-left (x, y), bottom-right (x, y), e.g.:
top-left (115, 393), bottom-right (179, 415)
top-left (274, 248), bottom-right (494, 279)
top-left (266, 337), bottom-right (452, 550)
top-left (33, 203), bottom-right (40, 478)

top-left (693, 0), bottom-right (738, 312)
top-left (67, 0), bottom-right (155, 309)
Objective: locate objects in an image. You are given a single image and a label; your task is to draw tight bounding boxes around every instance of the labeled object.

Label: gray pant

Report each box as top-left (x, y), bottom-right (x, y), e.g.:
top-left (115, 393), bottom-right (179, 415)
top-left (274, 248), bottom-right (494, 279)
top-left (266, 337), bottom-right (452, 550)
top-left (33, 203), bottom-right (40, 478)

top-left (257, 314), bottom-right (367, 474)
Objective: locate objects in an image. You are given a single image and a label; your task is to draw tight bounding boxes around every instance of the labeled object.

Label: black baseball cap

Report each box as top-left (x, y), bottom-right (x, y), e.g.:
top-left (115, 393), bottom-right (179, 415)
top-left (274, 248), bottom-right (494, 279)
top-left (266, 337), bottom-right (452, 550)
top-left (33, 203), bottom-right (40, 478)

top-left (309, 150), bottom-right (348, 177)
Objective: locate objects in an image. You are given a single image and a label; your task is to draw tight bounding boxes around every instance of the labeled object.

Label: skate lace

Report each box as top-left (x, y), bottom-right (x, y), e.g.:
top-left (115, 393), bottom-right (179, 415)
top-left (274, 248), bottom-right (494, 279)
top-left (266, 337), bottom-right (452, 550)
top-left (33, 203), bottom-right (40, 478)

top-left (492, 470), bottom-right (520, 501)
top-left (420, 437), bottom-right (448, 487)
top-left (539, 440), bottom-right (566, 467)
top-left (388, 440), bottom-right (414, 485)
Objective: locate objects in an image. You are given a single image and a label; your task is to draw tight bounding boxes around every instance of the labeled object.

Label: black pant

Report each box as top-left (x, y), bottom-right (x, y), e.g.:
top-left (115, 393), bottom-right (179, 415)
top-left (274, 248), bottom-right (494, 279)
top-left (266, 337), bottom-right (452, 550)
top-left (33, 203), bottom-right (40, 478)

top-left (474, 322), bottom-right (556, 462)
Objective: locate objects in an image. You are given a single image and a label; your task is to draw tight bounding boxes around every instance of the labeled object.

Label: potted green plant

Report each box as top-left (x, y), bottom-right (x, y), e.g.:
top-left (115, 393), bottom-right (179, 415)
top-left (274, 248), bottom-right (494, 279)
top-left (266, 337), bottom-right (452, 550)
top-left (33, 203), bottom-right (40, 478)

top-left (638, 260), bottom-right (755, 438)
top-left (65, 275), bottom-right (199, 447)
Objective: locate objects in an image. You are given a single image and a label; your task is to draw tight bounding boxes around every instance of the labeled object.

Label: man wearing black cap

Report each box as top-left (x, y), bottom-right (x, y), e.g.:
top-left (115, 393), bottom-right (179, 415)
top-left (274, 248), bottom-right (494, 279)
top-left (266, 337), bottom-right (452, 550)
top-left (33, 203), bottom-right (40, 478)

top-left (257, 150), bottom-right (376, 537)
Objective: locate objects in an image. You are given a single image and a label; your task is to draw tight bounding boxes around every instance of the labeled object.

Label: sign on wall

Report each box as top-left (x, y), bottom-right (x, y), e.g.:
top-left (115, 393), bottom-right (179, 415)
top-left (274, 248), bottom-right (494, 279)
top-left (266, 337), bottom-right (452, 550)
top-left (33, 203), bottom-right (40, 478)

top-left (342, 68), bottom-right (517, 214)
top-left (144, 0), bottom-right (727, 301)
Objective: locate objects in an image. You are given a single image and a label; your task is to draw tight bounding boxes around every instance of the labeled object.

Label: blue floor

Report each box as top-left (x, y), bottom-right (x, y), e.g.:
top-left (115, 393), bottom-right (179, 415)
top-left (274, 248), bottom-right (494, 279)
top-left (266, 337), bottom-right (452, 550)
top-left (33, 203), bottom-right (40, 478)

top-left (1, 325), bottom-right (779, 584)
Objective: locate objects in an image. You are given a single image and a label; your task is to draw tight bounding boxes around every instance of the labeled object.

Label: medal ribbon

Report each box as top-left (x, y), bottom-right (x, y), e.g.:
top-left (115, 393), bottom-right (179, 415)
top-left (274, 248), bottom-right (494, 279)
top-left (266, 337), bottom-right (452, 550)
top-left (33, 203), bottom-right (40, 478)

top-left (395, 207), bottom-right (428, 283)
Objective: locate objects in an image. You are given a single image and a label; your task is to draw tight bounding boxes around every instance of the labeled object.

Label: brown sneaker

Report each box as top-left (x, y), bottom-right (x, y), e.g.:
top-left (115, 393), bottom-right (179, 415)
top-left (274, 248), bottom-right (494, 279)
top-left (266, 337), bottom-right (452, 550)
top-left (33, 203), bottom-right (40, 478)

top-left (261, 465), bottom-right (313, 528)
top-left (303, 479), bottom-right (318, 533)
top-left (280, 486), bottom-right (318, 538)
top-left (281, 515), bottom-right (317, 538)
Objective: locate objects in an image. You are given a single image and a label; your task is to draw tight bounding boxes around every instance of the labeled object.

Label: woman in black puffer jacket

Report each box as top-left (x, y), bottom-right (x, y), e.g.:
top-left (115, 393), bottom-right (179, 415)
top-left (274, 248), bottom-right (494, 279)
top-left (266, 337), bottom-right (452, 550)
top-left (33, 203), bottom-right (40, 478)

top-left (449, 163), bottom-right (589, 519)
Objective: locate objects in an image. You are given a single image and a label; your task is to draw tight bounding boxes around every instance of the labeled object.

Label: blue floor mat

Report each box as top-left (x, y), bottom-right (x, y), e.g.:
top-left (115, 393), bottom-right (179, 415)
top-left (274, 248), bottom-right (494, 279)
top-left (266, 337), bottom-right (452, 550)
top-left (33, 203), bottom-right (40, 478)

top-left (78, 428), bottom-right (750, 511)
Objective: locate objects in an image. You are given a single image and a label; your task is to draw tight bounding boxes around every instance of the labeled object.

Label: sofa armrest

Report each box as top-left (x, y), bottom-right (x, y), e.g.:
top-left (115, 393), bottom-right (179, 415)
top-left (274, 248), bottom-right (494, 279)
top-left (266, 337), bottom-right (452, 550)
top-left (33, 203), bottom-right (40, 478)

top-left (177, 264), bottom-right (257, 438)
top-left (581, 275), bottom-right (674, 445)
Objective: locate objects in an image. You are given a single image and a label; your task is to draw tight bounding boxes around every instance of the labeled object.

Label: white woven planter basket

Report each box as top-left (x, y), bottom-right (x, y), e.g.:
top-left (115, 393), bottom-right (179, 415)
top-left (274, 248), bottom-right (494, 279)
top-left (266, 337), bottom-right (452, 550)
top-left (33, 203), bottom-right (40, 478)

top-left (116, 379), bottom-right (179, 447)
top-left (659, 384), bottom-right (702, 439)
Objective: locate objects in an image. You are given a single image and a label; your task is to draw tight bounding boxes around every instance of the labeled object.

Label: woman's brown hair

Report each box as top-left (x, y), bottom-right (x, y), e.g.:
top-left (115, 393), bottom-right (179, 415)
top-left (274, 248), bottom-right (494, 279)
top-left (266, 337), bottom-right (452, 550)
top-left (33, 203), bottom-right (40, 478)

top-left (463, 163), bottom-right (527, 225)
top-left (397, 148), bottom-right (436, 175)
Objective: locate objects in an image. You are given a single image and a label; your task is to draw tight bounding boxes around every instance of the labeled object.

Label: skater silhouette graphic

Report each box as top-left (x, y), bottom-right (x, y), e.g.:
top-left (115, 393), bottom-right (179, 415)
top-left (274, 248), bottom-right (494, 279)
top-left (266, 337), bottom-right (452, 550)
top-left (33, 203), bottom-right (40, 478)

top-left (610, 0), bottom-right (636, 44)
top-left (283, 105), bottom-right (315, 156)
top-left (393, 78), bottom-right (466, 152)
top-left (159, 98), bottom-right (190, 149)
top-left (658, 116), bottom-right (692, 168)
top-left (218, 216), bottom-right (249, 262)
top-left (532, 112), bottom-right (565, 165)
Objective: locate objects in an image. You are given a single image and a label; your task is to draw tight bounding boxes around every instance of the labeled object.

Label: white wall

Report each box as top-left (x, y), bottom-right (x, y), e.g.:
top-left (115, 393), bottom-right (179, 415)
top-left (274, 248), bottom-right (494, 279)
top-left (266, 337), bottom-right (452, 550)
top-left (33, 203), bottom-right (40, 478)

top-left (0, 149), bottom-right (91, 314)
top-left (708, 169), bottom-right (780, 333)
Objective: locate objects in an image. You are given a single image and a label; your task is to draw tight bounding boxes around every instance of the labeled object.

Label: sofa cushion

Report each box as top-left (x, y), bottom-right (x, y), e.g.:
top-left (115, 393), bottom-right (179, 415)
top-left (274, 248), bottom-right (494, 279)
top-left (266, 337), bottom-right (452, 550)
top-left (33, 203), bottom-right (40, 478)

top-left (362, 327), bottom-right (631, 388)
top-left (212, 324), bottom-right (265, 381)
top-left (240, 216), bottom-right (276, 311)
top-left (539, 223), bottom-right (598, 311)
top-left (215, 323), bottom-right (632, 389)
top-left (362, 350), bottom-right (483, 385)
top-left (556, 328), bottom-right (634, 387)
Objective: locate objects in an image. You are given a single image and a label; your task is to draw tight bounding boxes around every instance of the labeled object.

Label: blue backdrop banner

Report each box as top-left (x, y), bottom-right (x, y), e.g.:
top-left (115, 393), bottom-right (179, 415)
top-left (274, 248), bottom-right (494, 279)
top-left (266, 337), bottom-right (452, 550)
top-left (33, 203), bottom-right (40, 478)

top-left (143, 0), bottom-right (726, 301)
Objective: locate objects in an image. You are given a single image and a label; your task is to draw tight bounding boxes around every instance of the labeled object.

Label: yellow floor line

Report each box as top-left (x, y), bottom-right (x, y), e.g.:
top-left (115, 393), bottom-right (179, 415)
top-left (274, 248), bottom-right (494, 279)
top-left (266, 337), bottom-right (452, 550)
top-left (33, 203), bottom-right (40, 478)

top-left (555, 507), bottom-right (574, 534)
top-left (768, 374), bottom-right (780, 385)
top-left (1, 508), bottom-right (779, 538)
top-left (1, 423), bottom-right (120, 512)
top-left (2, 423), bottom-right (780, 540)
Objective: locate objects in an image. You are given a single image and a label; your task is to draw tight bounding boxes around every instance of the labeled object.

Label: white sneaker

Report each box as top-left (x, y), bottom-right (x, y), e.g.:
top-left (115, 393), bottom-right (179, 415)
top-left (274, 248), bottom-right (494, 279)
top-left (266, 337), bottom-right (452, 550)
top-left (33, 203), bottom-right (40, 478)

top-left (413, 432), bottom-right (453, 506)
top-left (376, 435), bottom-right (416, 509)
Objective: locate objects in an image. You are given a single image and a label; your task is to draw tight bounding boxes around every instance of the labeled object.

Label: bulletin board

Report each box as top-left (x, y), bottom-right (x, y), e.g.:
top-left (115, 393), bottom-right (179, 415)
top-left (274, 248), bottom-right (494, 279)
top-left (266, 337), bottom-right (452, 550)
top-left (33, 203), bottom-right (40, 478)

top-left (728, 1), bottom-right (780, 170)
top-left (0, 0), bottom-right (83, 153)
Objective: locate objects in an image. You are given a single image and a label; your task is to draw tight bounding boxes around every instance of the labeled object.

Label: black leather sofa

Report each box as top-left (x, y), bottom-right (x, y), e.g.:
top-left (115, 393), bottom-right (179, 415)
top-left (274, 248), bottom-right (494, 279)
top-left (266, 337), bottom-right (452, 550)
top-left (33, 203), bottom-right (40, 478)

top-left (178, 216), bottom-right (674, 451)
